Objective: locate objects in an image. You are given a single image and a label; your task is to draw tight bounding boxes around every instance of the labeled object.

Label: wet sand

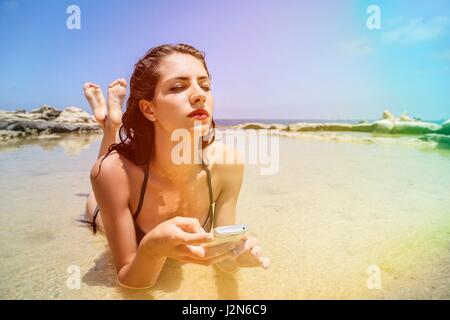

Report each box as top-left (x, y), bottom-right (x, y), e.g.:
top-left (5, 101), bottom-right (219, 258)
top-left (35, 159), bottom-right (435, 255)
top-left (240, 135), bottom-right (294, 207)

top-left (0, 131), bottom-right (449, 299)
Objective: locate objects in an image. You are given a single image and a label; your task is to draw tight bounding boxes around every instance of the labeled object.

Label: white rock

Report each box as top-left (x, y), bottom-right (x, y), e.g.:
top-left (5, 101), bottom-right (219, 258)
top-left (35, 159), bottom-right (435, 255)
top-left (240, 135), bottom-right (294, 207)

top-left (382, 110), bottom-right (395, 120)
top-left (54, 107), bottom-right (93, 123)
top-left (399, 113), bottom-right (415, 122)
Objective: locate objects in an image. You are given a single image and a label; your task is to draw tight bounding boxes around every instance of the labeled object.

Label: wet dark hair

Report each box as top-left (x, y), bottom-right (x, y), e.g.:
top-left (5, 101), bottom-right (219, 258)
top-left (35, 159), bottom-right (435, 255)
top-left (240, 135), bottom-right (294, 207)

top-left (94, 43), bottom-right (216, 177)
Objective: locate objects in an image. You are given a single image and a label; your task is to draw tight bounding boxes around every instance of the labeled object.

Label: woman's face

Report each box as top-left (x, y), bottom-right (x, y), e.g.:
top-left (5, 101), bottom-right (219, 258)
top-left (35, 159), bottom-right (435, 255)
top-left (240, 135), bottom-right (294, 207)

top-left (147, 53), bottom-right (214, 137)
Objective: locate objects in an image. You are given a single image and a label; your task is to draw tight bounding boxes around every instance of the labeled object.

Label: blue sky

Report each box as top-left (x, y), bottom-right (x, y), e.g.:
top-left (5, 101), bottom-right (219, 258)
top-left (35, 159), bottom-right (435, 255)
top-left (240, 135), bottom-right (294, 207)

top-left (0, 0), bottom-right (449, 120)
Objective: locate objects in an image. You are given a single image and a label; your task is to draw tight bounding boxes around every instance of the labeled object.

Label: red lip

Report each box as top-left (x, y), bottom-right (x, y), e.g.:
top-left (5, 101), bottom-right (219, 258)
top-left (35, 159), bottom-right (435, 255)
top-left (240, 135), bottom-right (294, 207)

top-left (187, 109), bottom-right (209, 118)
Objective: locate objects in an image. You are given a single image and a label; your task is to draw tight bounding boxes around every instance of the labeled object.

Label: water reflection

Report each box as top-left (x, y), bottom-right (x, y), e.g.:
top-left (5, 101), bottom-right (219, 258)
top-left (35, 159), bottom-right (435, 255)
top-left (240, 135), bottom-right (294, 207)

top-left (0, 133), bottom-right (101, 155)
top-left (1, 131), bottom-right (450, 158)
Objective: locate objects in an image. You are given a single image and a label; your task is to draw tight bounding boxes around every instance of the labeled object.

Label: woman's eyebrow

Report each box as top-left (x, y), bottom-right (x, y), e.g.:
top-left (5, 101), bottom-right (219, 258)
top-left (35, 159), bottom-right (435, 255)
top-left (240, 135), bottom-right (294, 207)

top-left (166, 76), bottom-right (209, 82)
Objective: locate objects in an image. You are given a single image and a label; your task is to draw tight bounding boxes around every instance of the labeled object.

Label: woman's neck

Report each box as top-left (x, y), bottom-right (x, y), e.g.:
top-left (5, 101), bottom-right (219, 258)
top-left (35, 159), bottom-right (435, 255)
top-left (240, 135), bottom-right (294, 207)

top-left (150, 126), bottom-right (206, 183)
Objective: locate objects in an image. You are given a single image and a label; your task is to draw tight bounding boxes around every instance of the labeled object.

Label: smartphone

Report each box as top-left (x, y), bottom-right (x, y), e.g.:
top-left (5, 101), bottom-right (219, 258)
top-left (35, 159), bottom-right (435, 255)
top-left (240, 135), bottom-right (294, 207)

top-left (203, 224), bottom-right (248, 247)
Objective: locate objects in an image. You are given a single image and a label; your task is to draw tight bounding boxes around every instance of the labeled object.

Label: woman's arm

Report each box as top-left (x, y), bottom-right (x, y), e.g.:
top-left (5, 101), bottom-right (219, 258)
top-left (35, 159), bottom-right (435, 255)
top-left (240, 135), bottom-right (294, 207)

top-left (213, 152), bottom-right (270, 271)
top-left (214, 162), bottom-right (244, 227)
top-left (213, 160), bottom-right (245, 272)
top-left (90, 155), bottom-right (166, 288)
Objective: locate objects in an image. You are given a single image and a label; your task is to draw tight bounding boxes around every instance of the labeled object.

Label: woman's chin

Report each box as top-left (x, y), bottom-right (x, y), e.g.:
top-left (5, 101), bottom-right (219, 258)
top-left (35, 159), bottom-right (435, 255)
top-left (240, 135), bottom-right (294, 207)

top-left (189, 120), bottom-right (211, 137)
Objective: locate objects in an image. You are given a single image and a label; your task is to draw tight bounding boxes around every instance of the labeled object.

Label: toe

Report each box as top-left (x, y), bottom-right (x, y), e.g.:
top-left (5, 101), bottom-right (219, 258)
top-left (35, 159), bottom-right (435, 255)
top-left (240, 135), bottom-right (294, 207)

top-left (93, 87), bottom-right (105, 98)
top-left (83, 82), bottom-right (93, 90)
top-left (109, 79), bottom-right (121, 88)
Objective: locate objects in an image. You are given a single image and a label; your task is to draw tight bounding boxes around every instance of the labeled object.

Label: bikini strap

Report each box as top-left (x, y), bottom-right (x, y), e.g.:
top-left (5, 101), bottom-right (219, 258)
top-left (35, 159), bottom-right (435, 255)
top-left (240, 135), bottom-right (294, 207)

top-left (92, 206), bottom-right (100, 234)
top-left (201, 158), bottom-right (215, 229)
top-left (133, 162), bottom-right (150, 220)
top-left (133, 159), bottom-right (214, 227)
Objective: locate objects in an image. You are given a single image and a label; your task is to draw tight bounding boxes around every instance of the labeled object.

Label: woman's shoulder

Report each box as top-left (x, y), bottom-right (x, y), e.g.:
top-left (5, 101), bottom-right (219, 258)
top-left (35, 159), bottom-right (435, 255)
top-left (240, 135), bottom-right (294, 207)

top-left (208, 141), bottom-right (244, 175)
top-left (208, 141), bottom-right (244, 195)
top-left (209, 140), bottom-right (244, 165)
top-left (90, 151), bottom-right (140, 185)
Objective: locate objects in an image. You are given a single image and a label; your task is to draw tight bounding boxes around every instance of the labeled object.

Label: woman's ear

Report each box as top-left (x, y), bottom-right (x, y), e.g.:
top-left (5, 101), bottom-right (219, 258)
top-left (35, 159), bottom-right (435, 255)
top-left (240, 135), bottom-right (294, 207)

top-left (139, 99), bottom-right (156, 122)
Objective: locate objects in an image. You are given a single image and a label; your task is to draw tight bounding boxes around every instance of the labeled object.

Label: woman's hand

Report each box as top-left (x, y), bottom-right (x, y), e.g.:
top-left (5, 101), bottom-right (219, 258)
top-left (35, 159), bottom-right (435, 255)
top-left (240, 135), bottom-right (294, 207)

top-left (216, 235), bottom-right (270, 272)
top-left (234, 235), bottom-right (270, 269)
top-left (141, 216), bottom-right (240, 265)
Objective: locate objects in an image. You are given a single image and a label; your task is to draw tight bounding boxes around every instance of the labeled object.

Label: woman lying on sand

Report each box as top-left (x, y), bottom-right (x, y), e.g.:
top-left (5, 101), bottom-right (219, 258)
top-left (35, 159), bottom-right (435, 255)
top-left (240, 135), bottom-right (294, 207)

top-left (82, 44), bottom-right (270, 289)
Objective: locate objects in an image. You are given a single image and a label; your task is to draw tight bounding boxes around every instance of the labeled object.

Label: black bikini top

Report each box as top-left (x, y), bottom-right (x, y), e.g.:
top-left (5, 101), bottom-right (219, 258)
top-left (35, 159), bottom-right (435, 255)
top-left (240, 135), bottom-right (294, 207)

top-left (89, 159), bottom-right (215, 243)
top-left (131, 158), bottom-right (215, 244)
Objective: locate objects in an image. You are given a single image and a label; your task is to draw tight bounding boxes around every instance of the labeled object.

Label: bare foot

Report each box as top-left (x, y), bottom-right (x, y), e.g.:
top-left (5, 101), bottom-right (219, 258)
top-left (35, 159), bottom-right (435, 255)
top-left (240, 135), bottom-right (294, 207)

top-left (107, 79), bottom-right (127, 131)
top-left (83, 82), bottom-right (107, 129)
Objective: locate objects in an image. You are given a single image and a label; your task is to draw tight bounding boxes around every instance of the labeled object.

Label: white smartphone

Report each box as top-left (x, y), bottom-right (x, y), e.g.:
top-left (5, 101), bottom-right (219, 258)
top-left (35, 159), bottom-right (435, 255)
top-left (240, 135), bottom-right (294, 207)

top-left (203, 224), bottom-right (248, 247)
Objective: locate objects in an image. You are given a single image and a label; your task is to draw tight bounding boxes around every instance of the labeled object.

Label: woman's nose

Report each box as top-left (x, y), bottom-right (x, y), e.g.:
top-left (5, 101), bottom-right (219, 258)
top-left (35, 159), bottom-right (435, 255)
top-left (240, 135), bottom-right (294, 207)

top-left (190, 92), bottom-right (206, 105)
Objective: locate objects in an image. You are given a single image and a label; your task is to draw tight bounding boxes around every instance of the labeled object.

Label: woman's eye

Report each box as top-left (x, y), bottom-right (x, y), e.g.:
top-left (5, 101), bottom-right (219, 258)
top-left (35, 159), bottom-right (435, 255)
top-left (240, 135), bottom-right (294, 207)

top-left (170, 85), bottom-right (211, 92)
top-left (201, 83), bottom-right (211, 91)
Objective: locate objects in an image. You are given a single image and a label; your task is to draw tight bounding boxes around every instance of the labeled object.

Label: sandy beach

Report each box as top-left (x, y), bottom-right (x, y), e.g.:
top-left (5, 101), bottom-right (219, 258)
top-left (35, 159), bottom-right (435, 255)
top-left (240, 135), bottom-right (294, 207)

top-left (0, 129), bottom-right (449, 299)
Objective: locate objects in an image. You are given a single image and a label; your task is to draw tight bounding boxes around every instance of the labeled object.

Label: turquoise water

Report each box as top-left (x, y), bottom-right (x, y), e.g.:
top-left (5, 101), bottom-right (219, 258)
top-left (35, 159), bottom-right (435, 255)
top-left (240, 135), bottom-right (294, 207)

top-left (214, 119), bottom-right (446, 126)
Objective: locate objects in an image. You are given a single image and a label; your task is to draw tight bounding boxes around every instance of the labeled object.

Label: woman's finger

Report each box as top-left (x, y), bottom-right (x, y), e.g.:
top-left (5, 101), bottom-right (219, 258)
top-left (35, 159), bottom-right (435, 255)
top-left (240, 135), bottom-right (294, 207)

top-left (233, 237), bottom-right (256, 257)
top-left (177, 244), bottom-right (206, 258)
top-left (174, 217), bottom-right (205, 233)
top-left (202, 242), bottom-right (240, 259)
top-left (245, 236), bottom-right (258, 248)
top-left (180, 241), bottom-right (237, 260)
top-left (251, 245), bottom-right (262, 258)
top-left (179, 250), bottom-right (237, 266)
top-left (259, 256), bottom-right (270, 270)
top-left (176, 230), bottom-right (212, 245)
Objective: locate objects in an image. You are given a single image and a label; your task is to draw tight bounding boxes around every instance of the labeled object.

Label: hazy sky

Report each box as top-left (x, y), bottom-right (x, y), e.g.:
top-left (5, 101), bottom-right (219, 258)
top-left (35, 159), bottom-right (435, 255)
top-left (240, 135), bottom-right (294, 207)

top-left (1, 0), bottom-right (449, 120)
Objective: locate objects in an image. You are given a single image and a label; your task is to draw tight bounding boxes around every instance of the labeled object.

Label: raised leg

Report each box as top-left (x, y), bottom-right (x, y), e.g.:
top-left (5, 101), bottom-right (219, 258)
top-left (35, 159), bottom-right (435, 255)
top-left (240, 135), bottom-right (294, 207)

top-left (83, 79), bottom-right (128, 231)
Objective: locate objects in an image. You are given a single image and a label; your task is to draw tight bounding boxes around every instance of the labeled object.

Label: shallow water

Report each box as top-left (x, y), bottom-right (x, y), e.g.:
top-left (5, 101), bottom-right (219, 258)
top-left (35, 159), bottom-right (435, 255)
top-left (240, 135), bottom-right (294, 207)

top-left (0, 131), bottom-right (449, 299)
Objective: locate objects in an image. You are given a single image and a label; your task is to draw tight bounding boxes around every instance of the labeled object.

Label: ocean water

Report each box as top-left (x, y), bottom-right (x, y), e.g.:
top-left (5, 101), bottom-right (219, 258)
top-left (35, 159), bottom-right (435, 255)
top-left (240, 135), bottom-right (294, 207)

top-left (0, 131), bottom-right (449, 299)
top-left (215, 119), bottom-right (367, 126)
top-left (214, 119), bottom-right (445, 126)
